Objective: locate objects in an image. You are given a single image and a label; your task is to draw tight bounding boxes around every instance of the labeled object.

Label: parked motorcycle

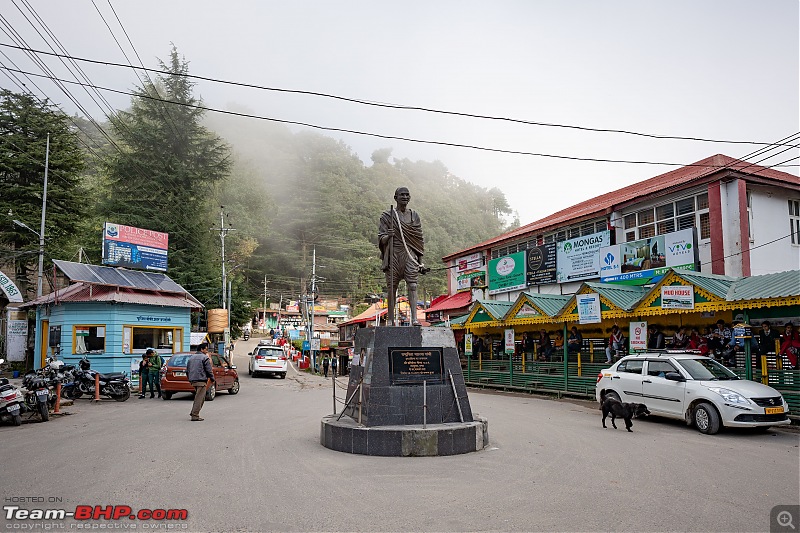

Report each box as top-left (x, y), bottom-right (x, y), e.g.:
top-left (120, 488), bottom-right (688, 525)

top-left (0, 360), bottom-right (25, 426)
top-left (21, 371), bottom-right (52, 422)
top-left (71, 356), bottom-right (131, 402)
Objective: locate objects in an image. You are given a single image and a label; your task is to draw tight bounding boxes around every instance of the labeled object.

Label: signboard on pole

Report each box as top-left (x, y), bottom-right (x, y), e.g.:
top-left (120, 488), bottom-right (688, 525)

top-left (577, 293), bottom-right (602, 324)
top-left (102, 222), bottom-right (169, 272)
top-left (629, 321), bottom-right (648, 351)
top-left (464, 333), bottom-right (473, 356)
top-left (504, 328), bottom-right (516, 354)
top-left (661, 285), bottom-right (694, 309)
top-left (526, 243), bottom-right (557, 285)
top-left (556, 231), bottom-right (610, 283)
top-left (488, 251), bottom-right (526, 295)
top-left (599, 228), bottom-right (697, 285)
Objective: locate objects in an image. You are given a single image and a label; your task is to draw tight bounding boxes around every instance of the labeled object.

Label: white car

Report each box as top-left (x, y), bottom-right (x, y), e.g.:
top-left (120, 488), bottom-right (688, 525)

top-left (596, 352), bottom-right (790, 434)
top-left (249, 344), bottom-right (288, 379)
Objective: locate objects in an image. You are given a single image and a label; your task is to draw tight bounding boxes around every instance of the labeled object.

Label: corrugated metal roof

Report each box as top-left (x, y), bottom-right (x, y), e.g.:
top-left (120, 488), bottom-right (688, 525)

top-left (476, 299), bottom-right (515, 320)
top-left (20, 282), bottom-right (203, 309)
top-left (583, 282), bottom-right (650, 311)
top-left (670, 269), bottom-right (739, 299)
top-left (726, 269), bottom-right (800, 301)
top-left (424, 291), bottom-right (472, 314)
top-left (443, 154), bottom-right (800, 261)
top-left (520, 292), bottom-right (571, 317)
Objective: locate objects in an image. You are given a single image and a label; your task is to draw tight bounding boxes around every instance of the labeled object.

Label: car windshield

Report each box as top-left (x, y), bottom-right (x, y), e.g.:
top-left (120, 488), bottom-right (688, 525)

top-left (256, 348), bottom-right (282, 357)
top-left (678, 358), bottom-right (739, 380)
top-left (167, 355), bottom-right (192, 368)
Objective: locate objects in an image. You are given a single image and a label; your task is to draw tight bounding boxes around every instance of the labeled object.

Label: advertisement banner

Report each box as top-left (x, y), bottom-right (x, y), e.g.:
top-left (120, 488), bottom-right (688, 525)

top-left (488, 251), bottom-right (526, 294)
top-left (599, 228), bottom-right (696, 285)
top-left (102, 222), bottom-right (169, 272)
top-left (6, 320), bottom-right (28, 362)
top-left (504, 329), bottom-right (516, 354)
top-left (556, 231), bottom-right (610, 283)
top-left (0, 271), bottom-right (23, 303)
top-left (629, 321), bottom-right (648, 351)
top-left (464, 333), bottom-right (473, 356)
top-left (456, 270), bottom-right (487, 292)
top-left (456, 252), bottom-right (484, 273)
top-left (576, 292), bottom-right (602, 324)
top-left (661, 285), bottom-right (694, 309)
top-left (526, 243), bottom-right (557, 285)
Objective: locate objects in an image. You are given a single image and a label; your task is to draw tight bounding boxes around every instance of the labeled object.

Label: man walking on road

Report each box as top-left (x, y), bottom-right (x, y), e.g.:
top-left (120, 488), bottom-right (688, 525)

top-left (186, 343), bottom-right (215, 421)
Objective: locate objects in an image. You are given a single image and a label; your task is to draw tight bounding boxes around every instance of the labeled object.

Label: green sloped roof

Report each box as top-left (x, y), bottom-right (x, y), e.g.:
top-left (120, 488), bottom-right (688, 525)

top-left (670, 268), bottom-right (739, 299)
top-left (726, 269), bottom-right (800, 301)
top-left (476, 299), bottom-right (515, 320)
top-left (583, 282), bottom-right (650, 311)
top-left (448, 314), bottom-right (469, 325)
top-left (521, 292), bottom-right (571, 317)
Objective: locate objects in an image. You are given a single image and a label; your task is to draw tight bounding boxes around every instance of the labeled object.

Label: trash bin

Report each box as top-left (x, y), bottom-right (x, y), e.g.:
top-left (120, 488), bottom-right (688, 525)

top-left (12, 370), bottom-right (20, 378)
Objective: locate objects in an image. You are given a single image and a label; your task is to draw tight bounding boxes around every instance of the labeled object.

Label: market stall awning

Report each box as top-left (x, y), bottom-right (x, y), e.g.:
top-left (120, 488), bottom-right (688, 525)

top-left (338, 303), bottom-right (387, 327)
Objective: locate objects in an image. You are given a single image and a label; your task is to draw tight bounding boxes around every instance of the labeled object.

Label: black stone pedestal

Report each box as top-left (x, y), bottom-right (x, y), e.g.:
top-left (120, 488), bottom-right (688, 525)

top-left (320, 326), bottom-right (488, 456)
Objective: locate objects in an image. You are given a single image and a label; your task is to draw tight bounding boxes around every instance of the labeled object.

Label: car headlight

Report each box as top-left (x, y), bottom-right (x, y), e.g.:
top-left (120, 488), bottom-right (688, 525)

top-left (708, 387), bottom-right (750, 406)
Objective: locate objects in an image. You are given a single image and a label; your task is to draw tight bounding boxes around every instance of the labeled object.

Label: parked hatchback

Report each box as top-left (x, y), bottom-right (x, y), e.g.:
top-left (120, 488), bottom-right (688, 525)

top-left (249, 345), bottom-right (288, 378)
top-left (596, 352), bottom-right (790, 434)
top-left (160, 352), bottom-right (240, 400)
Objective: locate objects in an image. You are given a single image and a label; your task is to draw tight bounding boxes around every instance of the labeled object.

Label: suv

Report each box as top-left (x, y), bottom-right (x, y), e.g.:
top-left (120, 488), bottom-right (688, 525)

top-left (249, 345), bottom-right (288, 379)
top-left (596, 352), bottom-right (790, 434)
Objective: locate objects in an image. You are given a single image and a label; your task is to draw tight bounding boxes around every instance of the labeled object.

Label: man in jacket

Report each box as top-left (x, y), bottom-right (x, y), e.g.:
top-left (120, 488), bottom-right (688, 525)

top-left (145, 349), bottom-right (163, 399)
top-left (186, 343), bottom-right (215, 421)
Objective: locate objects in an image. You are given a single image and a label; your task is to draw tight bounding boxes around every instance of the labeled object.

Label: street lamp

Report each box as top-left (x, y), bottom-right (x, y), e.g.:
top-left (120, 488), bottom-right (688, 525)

top-left (12, 218), bottom-right (45, 299)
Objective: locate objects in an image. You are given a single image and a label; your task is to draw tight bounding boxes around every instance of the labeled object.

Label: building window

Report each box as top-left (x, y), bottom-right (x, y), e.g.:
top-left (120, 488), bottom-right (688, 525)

top-left (73, 325), bottom-right (106, 354)
top-left (790, 199), bottom-right (800, 245)
top-left (126, 326), bottom-right (183, 353)
top-left (624, 192), bottom-right (710, 242)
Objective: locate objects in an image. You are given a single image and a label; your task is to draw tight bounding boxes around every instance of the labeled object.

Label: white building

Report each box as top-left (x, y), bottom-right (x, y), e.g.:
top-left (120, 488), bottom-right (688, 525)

top-left (443, 154), bottom-right (800, 302)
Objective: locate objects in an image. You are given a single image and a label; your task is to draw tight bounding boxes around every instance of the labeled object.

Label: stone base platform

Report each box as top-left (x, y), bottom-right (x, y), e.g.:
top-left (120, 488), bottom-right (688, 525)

top-left (321, 414), bottom-right (488, 456)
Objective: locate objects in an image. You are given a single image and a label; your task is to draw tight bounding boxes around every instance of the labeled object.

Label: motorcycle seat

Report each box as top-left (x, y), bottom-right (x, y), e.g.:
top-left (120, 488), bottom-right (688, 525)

top-left (98, 372), bottom-right (126, 380)
top-left (0, 383), bottom-right (15, 392)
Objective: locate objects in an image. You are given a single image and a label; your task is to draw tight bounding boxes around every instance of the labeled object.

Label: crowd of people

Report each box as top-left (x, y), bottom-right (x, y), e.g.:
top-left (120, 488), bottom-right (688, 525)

top-left (466, 319), bottom-right (800, 369)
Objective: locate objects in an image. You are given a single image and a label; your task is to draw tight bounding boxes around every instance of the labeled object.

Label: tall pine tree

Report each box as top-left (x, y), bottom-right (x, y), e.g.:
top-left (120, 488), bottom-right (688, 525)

top-left (102, 46), bottom-right (231, 294)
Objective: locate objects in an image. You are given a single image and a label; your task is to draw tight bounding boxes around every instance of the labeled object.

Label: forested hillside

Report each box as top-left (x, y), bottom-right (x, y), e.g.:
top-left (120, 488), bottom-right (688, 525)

top-left (1, 46), bottom-right (517, 328)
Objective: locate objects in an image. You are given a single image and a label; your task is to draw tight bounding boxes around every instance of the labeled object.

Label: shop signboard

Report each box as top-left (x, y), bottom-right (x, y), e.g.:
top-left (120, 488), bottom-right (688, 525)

top-left (6, 319), bottom-right (28, 362)
top-left (456, 252), bottom-right (484, 273)
top-left (0, 271), bottom-right (23, 303)
top-left (661, 285), bottom-right (694, 309)
top-left (599, 228), bottom-right (696, 285)
top-left (456, 269), bottom-right (487, 292)
top-left (556, 231), bottom-right (610, 283)
top-left (577, 292), bottom-right (602, 324)
top-left (488, 251), bottom-right (526, 295)
top-left (102, 222), bottom-right (169, 272)
top-left (526, 243), bottom-right (557, 285)
top-left (629, 321), bottom-right (648, 351)
top-left (504, 328), bottom-right (516, 354)
top-left (464, 333), bottom-right (473, 356)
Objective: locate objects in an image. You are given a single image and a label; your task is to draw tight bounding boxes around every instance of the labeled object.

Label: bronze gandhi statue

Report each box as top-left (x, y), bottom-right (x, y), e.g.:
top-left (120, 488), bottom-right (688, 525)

top-left (378, 187), bottom-right (429, 326)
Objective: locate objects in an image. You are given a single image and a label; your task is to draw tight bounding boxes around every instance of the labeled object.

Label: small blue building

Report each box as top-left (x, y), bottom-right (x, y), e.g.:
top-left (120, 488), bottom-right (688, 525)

top-left (21, 260), bottom-right (203, 374)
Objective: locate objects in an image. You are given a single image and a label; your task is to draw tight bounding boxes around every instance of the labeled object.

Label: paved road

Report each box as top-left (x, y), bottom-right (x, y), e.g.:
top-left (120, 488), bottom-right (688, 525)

top-left (2, 337), bottom-right (798, 532)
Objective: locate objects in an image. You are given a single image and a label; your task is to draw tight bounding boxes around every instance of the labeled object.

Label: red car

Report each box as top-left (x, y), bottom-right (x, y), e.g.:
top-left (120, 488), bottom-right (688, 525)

top-left (160, 352), bottom-right (240, 400)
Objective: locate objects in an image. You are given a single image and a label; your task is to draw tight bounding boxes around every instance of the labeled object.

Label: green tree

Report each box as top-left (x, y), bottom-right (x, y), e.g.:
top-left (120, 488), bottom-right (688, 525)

top-left (102, 46), bottom-right (231, 295)
top-left (0, 90), bottom-right (85, 297)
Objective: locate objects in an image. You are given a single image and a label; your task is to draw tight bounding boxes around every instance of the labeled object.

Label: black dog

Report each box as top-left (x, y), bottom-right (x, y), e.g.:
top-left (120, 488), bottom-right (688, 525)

top-left (600, 391), bottom-right (650, 432)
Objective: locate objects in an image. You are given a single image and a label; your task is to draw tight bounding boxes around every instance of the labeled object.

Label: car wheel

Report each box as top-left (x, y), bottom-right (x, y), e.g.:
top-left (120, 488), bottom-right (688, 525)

top-left (694, 402), bottom-right (721, 434)
top-left (228, 380), bottom-right (240, 395)
top-left (161, 391), bottom-right (172, 400)
top-left (603, 391), bottom-right (621, 404)
top-left (280, 372), bottom-right (286, 379)
top-left (205, 384), bottom-right (216, 401)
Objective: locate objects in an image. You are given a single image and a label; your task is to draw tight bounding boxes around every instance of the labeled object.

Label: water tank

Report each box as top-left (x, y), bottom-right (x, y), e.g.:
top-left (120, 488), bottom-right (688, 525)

top-left (207, 309), bottom-right (229, 333)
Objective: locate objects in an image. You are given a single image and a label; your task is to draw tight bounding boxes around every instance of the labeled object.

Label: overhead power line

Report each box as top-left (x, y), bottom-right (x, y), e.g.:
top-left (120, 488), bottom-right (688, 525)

top-left (1, 42), bottom-right (797, 150)
top-left (3, 64), bottom-right (799, 169)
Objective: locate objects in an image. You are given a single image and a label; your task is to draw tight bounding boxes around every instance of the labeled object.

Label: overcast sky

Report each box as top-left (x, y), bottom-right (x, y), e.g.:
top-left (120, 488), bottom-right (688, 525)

top-left (2, 1), bottom-right (798, 224)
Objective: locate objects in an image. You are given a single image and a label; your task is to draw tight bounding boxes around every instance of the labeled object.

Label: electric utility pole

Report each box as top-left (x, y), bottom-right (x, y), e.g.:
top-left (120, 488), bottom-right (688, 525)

top-left (310, 246), bottom-right (317, 373)
top-left (37, 133), bottom-right (49, 298)
top-left (211, 207), bottom-right (235, 348)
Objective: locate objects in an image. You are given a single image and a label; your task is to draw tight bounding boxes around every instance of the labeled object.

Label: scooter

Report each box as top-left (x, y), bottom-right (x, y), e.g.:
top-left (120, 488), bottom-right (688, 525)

top-left (0, 360), bottom-right (25, 426)
top-left (243, 331), bottom-right (250, 341)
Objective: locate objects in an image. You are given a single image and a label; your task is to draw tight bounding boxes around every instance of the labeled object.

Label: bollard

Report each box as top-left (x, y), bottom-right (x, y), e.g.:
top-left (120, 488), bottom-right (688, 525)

top-left (94, 373), bottom-right (100, 402)
top-left (761, 355), bottom-right (768, 385)
top-left (577, 352), bottom-right (582, 376)
top-left (54, 383), bottom-right (61, 414)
